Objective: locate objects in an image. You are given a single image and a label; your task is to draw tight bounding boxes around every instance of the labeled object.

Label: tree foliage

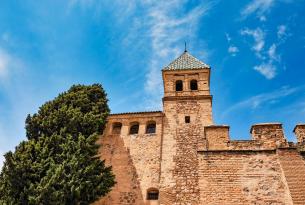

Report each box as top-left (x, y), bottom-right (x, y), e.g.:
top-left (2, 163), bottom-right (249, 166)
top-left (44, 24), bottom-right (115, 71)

top-left (0, 84), bottom-right (115, 205)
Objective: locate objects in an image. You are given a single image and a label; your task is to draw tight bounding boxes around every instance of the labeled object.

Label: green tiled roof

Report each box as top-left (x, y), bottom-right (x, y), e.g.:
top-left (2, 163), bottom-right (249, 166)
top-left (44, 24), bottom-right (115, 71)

top-left (163, 51), bottom-right (210, 70)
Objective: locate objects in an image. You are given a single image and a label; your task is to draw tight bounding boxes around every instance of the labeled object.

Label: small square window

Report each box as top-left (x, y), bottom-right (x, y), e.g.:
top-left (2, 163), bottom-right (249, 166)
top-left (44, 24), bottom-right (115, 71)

top-left (185, 116), bottom-right (190, 123)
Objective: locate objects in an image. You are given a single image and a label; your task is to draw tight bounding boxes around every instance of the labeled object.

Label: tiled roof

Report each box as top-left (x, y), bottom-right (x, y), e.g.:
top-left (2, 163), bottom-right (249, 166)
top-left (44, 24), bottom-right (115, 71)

top-left (163, 51), bottom-right (210, 70)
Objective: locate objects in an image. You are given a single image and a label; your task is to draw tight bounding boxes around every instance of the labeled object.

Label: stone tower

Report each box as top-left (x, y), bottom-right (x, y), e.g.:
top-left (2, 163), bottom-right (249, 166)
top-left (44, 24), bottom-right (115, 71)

top-left (159, 51), bottom-right (213, 204)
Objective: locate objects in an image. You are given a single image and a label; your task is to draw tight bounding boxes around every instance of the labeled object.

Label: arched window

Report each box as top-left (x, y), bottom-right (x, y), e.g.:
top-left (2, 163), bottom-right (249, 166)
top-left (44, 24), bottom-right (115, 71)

top-left (129, 122), bottom-right (139, 134)
top-left (175, 80), bottom-right (183, 91)
top-left (147, 188), bottom-right (159, 200)
top-left (112, 122), bottom-right (122, 134)
top-left (190, 80), bottom-right (198, 90)
top-left (146, 122), bottom-right (156, 134)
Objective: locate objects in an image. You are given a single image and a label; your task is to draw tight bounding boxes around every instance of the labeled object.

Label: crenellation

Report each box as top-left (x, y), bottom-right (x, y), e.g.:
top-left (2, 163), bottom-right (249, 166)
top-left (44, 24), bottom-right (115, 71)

top-left (96, 50), bottom-right (305, 205)
top-left (204, 125), bottom-right (230, 150)
top-left (250, 123), bottom-right (288, 149)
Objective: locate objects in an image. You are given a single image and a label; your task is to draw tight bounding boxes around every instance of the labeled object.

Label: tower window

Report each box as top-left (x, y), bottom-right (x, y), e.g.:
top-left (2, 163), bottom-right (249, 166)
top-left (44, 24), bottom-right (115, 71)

top-left (185, 116), bottom-right (190, 123)
top-left (190, 80), bottom-right (198, 90)
top-left (146, 122), bottom-right (156, 134)
top-left (176, 80), bottom-right (183, 91)
top-left (147, 188), bottom-right (159, 200)
top-left (112, 122), bottom-right (122, 134)
top-left (129, 123), bottom-right (139, 134)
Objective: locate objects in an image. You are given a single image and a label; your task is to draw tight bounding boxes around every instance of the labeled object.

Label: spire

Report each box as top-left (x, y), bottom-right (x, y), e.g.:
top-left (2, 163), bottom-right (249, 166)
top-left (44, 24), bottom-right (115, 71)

top-left (184, 41), bottom-right (187, 52)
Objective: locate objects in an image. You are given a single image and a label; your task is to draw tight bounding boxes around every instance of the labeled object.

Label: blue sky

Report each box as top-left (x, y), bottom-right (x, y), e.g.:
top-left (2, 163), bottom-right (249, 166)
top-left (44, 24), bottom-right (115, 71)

top-left (0, 0), bottom-right (305, 168)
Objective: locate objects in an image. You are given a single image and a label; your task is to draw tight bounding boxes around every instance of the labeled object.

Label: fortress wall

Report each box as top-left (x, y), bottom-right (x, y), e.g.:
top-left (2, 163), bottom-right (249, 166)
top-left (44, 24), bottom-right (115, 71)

top-left (96, 113), bottom-right (163, 205)
top-left (204, 123), bottom-right (289, 151)
top-left (198, 151), bottom-right (293, 205)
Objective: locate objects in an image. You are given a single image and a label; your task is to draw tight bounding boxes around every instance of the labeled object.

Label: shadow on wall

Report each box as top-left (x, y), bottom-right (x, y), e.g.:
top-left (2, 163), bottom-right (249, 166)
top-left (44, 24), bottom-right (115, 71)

top-left (94, 134), bottom-right (145, 205)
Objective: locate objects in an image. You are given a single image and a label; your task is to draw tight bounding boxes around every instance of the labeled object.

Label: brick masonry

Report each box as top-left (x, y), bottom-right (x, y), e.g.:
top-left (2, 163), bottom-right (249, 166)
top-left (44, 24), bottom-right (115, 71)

top-left (95, 52), bottom-right (305, 204)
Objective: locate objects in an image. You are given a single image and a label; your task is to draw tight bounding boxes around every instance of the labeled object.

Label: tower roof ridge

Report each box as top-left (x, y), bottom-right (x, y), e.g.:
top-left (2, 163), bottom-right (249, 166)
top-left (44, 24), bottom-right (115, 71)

top-left (163, 51), bottom-right (210, 71)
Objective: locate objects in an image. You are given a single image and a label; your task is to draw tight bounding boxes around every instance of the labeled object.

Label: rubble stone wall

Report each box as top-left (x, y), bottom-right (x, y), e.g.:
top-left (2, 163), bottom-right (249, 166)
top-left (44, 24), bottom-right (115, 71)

top-left (95, 112), bottom-right (163, 205)
top-left (159, 98), bottom-right (212, 205)
top-left (198, 151), bottom-right (293, 205)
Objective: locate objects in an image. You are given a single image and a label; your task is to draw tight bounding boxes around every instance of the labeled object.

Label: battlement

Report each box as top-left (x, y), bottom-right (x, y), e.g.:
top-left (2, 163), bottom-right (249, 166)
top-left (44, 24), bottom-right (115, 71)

top-left (294, 124), bottom-right (305, 152)
top-left (201, 123), bottom-right (305, 151)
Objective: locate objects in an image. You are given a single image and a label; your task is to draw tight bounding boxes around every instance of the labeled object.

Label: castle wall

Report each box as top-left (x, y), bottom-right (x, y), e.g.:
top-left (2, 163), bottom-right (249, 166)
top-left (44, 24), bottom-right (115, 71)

top-left (95, 112), bottom-right (163, 205)
top-left (198, 150), bottom-right (293, 205)
top-left (200, 123), bottom-right (305, 205)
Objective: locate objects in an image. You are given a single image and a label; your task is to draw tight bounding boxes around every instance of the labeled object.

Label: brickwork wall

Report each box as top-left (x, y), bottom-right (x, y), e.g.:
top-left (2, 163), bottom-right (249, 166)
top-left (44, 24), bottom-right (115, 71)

top-left (198, 151), bottom-right (292, 205)
top-left (203, 123), bottom-right (289, 151)
top-left (277, 149), bottom-right (305, 205)
top-left (294, 124), bottom-right (305, 144)
top-left (95, 113), bottom-right (163, 205)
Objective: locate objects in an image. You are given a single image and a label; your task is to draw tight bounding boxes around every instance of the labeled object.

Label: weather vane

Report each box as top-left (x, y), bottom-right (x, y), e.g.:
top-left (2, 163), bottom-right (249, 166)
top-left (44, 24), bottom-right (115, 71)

top-left (184, 41), bottom-right (187, 52)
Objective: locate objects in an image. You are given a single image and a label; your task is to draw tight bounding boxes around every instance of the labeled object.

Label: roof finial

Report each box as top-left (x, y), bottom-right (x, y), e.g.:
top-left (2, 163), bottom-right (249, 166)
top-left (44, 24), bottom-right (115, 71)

top-left (184, 41), bottom-right (187, 52)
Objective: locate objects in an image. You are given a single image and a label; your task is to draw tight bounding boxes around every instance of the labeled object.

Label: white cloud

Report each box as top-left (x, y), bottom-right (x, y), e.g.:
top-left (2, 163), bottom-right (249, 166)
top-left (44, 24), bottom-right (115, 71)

top-left (223, 85), bottom-right (304, 117)
top-left (226, 33), bottom-right (239, 56)
top-left (241, 0), bottom-right (293, 20)
top-left (228, 46), bottom-right (239, 56)
top-left (254, 63), bottom-right (276, 79)
top-left (241, 28), bottom-right (265, 58)
top-left (241, 0), bottom-right (274, 19)
top-left (0, 48), bottom-right (11, 79)
top-left (277, 25), bottom-right (286, 38)
top-left (68, 0), bottom-right (214, 109)
top-left (277, 24), bottom-right (290, 42)
top-left (268, 43), bottom-right (280, 62)
top-left (240, 27), bottom-right (286, 79)
top-left (143, 1), bottom-right (213, 108)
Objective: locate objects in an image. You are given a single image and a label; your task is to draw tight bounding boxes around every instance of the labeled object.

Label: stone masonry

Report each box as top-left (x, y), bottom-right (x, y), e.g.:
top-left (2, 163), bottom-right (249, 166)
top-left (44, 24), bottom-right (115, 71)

top-left (95, 51), bottom-right (305, 205)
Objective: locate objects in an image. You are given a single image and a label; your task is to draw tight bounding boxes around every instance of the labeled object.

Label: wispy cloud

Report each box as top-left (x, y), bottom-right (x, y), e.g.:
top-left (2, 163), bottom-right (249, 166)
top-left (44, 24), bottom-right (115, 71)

top-left (223, 85), bottom-right (305, 118)
top-left (240, 27), bottom-right (286, 79)
top-left (241, 28), bottom-right (265, 58)
top-left (143, 1), bottom-right (214, 109)
top-left (228, 46), bottom-right (239, 56)
top-left (241, 0), bottom-right (275, 20)
top-left (268, 43), bottom-right (280, 62)
top-left (226, 33), bottom-right (239, 56)
top-left (0, 48), bottom-right (11, 80)
top-left (241, 0), bottom-right (293, 21)
top-left (253, 63), bottom-right (276, 79)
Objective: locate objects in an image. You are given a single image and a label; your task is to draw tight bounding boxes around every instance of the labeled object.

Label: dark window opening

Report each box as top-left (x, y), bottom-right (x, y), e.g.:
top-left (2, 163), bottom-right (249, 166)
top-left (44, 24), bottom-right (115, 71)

top-left (185, 116), bottom-right (190, 123)
top-left (112, 122), bottom-right (122, 134)
top-left (176, 80), bottom-right (183, 91)
top-left (190, 80), bottom-right (198, 90)
top-left (130, 123), bottom-right (139, 134)
top-left (146, 123), bottom-right (156, 134)
top-left (147, 189), bottom-right (159, 200)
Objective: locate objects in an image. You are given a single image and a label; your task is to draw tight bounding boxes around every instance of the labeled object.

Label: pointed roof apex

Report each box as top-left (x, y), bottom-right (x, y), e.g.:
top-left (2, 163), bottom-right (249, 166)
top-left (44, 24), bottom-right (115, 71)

top-left (163, 51), bottom-right (210, 71)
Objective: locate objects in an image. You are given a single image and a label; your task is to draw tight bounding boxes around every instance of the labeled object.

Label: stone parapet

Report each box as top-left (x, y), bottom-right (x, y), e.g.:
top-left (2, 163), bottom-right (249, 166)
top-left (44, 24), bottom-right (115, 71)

top-left (203, 123), bottom-right (290, 151)
top-left (250, 123), bottom-right (288, 149)
top-left (204, 125), bottom-right (230, 150)
top-left (294, 124), bottom-right (305, 146)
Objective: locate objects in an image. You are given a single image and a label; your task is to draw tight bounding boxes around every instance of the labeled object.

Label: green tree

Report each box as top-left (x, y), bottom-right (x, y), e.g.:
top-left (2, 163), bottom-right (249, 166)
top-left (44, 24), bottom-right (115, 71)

top-left (0, 84), bottom-right (115, 205)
